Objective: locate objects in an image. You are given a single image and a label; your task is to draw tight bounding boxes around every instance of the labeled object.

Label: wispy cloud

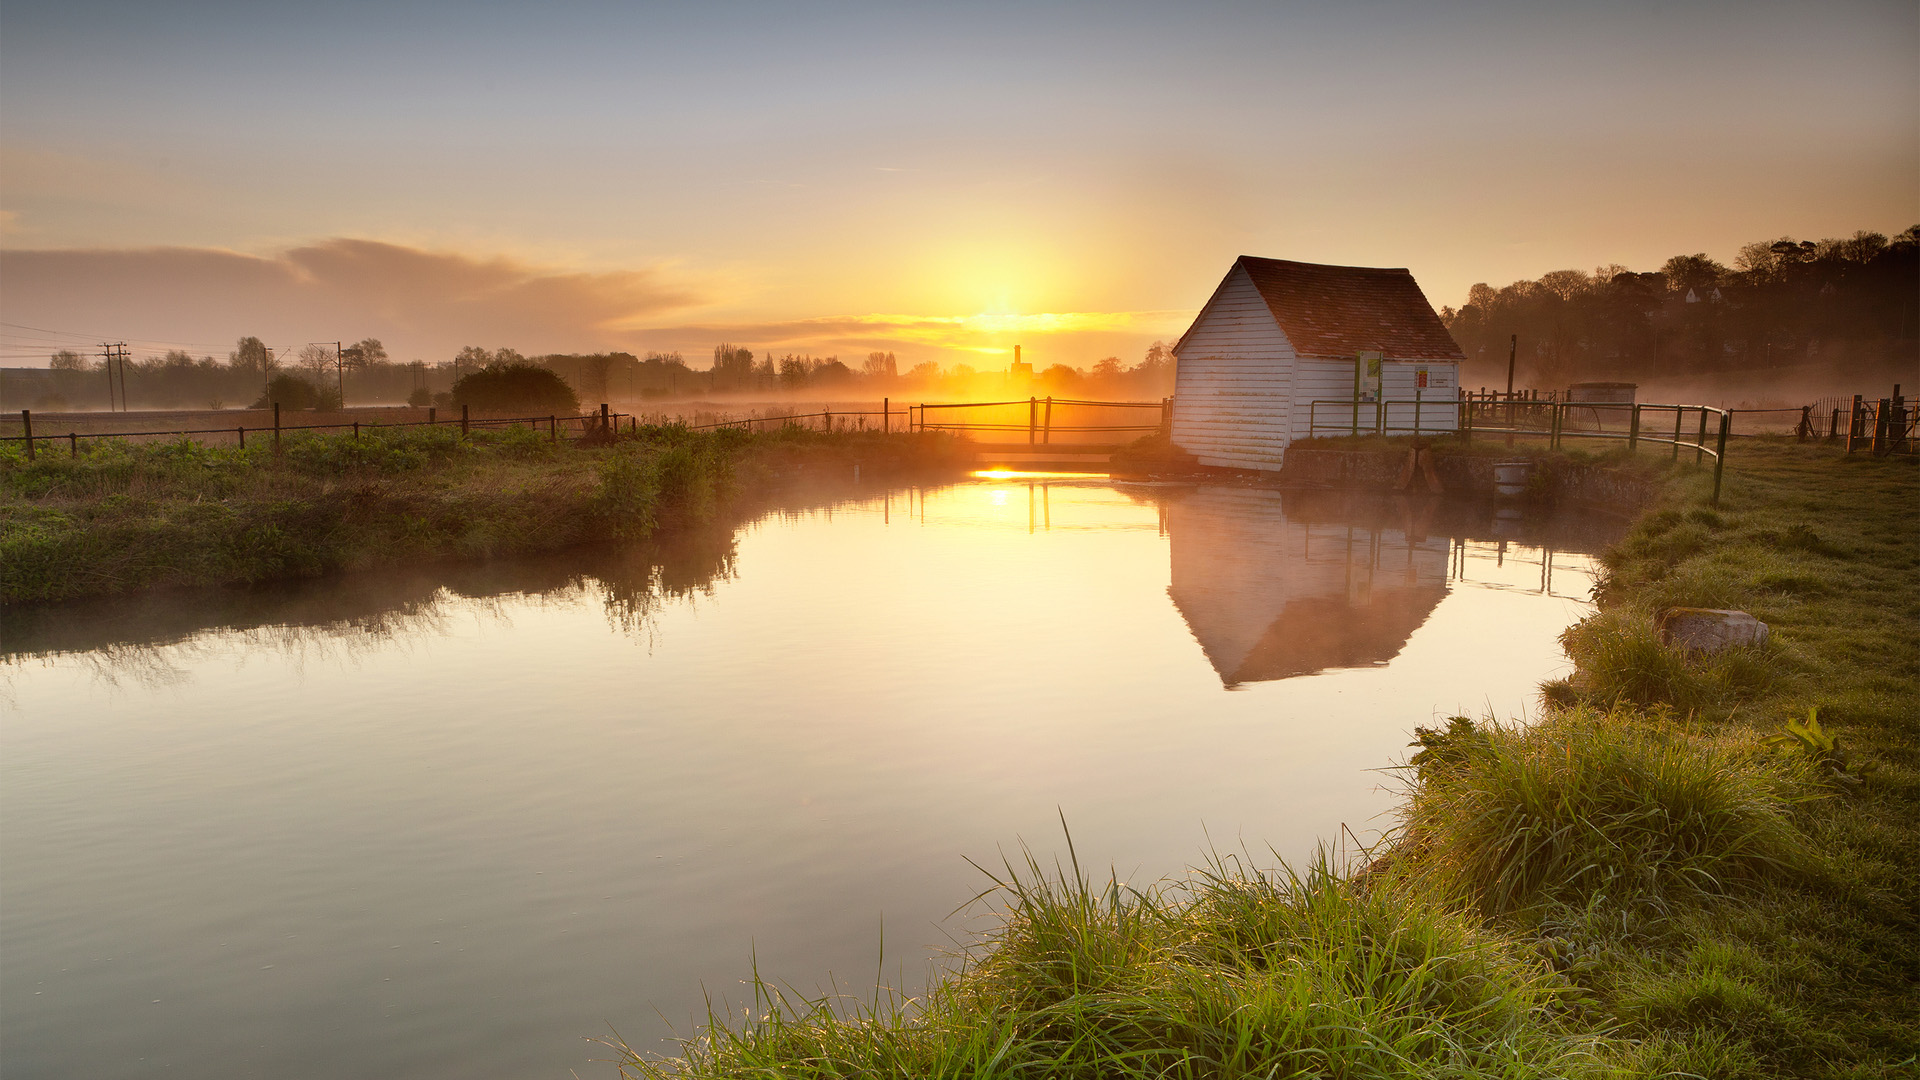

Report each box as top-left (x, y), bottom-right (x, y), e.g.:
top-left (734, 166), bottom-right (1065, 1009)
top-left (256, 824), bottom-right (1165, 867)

top-left (0, 239), bottom-right (703, 360)
top-left (634, 310), bottom-right (1195, 358)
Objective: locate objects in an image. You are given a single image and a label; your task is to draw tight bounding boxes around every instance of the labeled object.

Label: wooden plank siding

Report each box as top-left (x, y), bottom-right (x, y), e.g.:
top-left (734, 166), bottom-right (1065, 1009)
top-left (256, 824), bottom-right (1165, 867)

top-left (1171, 265), bottom-right (1296, 470)
top-left (1171, 256), bottom-right (1466, 468)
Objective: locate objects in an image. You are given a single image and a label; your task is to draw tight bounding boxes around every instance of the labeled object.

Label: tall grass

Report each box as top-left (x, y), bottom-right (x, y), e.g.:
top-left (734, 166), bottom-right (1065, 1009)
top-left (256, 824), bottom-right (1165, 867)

top-left (619, 840), bottom-right (1607, 1079)
top-left (1399, 709), bottom-right (1822, 916)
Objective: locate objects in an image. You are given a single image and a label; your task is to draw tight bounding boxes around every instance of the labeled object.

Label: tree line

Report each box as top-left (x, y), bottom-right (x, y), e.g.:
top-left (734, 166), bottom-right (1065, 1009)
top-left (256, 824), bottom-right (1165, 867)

top-left (1442, 226), bottom-right (1919, 389)
top-left (15, 336), bottom-right (1177, 412)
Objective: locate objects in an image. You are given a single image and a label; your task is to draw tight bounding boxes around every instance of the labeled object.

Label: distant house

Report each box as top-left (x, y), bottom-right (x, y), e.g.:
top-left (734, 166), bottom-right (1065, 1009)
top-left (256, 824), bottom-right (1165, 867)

top-left (1170, 256), bottom-right (1465, 471)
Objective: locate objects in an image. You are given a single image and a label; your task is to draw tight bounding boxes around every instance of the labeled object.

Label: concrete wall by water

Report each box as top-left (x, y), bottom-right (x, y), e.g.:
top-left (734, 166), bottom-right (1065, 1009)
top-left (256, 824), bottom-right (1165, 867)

top-left (1277, 448), bottom-right (1658, 514)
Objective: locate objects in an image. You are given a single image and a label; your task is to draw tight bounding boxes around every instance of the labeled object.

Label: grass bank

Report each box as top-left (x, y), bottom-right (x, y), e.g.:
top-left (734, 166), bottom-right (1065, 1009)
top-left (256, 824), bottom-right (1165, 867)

top-left (619, 439), bottom-right (1916, 1079)
top-left (0, 423), bottom-right (967, 604)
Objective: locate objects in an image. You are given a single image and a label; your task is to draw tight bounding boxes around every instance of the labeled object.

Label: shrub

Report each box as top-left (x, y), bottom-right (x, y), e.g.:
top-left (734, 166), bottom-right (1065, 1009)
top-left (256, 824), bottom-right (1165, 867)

top-left (450, 362), bottom-right (579, 415)
top-left (251, 374), bottom-right (337, 410)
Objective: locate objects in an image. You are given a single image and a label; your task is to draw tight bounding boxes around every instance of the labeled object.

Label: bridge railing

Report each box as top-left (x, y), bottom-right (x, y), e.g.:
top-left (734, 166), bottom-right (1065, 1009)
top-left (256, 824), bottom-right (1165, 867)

top-left (909, 397), bottom-right (1170, 447)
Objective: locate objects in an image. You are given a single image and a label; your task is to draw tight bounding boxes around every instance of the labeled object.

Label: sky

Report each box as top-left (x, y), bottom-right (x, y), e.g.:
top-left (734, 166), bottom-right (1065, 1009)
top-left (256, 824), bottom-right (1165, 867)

top-left (1, 0), bottom-right (1915, 369)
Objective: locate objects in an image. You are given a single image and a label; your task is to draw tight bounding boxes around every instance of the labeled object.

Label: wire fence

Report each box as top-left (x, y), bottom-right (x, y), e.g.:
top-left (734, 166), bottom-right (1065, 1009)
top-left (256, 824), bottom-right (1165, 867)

top-left (4, 403), bottom-right (638, 457)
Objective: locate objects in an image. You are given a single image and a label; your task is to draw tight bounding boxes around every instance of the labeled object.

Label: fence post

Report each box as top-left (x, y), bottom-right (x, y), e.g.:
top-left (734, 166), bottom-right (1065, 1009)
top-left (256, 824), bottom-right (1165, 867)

top-left (274, 402), bottom-right (282, 453)
top-left (1626, 403), bottom-right (1640, 454)
top-left (1461, 396), bottom-right (1472, 445)
top-left (1671, 406), bottom-right (1683, 461)
top-left (20, 409), bottom-right (32, 460)
top-left (461, 404), bottom-right (470, 438)
top-left (549, 415), bottom-right (557, 443)
top-left (1695, 407), bottom-right (1707, 464)
top-left (1550, 402), bottom-right (1562, 450)
top-left (1711, 412), bottom-right (1730, 507)
top-left (70, 432), bottom-right (78, 458)
top-left (1375, 397), bottom-right (1384, 437)
top-left (1043, 396), bottom-right (1053, 444)
top-left (429, 406), bottom-right (436, 426)
top-left (600, 403), bottom-right (609, 434)
top-left (1828, 408), bottom-right (1839, 440)
top-left (1845, 395), bottom-right (1862, 453)
top-left (824, 408), bottom-right (832, 432)
top-left (238, 426), bottom-right (245, 450)
top-left (883, 397), bottom-right (889, 434)
top-left (353, 421), bottom-right (360, 439)
top-left (1029, 397), bottom-right (1037, 445)
top-left (1873, 398), bottom-right (1891, 455)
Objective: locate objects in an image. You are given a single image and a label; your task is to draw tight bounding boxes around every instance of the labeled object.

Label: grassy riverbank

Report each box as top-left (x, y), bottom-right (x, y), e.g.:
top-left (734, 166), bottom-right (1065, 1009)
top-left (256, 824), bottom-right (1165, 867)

top-left (620, 439), bottom-right (1916, 1079)
top-left (0, 424), bottom-right (967, 604)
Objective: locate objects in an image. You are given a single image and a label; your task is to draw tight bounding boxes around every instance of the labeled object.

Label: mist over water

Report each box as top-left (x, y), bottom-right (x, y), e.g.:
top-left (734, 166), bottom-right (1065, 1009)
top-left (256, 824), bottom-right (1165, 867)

top-left (1, 477), bottom-right (1620, 1080)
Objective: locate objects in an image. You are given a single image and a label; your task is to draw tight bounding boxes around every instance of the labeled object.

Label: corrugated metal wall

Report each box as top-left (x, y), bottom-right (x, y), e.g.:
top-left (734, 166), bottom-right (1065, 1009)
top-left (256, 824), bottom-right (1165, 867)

top-left (1171, 266), bottom-right (1295, 470)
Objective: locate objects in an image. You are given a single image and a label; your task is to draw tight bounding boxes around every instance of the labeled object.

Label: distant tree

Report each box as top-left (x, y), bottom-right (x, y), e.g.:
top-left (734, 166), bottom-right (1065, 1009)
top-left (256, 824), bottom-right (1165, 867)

top-left (1039, 364), bottom-right (1082, 392)
top-left (813, 359), bottom-right (854, 385)
top-left (50, 349), bottom-right (85, 371)
top-left (863, 351), bottom-right (897, 377)
top-left (1140, 340), bottom-right (1172, 370)
top-left (778, 356), bottom-right (809, 388)
top-left (451, 361), bottom-right (580, 415)
top-left (1091, 356), bottom-right (1124, 379)
top-left (296, 343), bottom-right (335, 383)
top-left (452, 346), bottom-right (492, 379)
top-left (711, 343), bottom-right (755, 387)
top-left (229, 336), bottom-right (272, 375)
top-left (339, 338), bottom-right (387, 371)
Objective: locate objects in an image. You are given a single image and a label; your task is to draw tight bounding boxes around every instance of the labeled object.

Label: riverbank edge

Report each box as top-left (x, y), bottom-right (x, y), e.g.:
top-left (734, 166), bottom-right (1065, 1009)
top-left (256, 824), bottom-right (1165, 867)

top-left (1113, 433), bottom-right (1663, 514)
top-left (0, 426), bottom-right (973, 605)
top-left (621, 439), bottom-right (1918, 1079)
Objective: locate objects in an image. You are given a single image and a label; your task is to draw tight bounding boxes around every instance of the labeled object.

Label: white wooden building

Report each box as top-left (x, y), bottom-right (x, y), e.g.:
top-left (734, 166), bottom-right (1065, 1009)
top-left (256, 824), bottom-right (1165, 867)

top-left (1170, 256), bottom-right (1466, 471)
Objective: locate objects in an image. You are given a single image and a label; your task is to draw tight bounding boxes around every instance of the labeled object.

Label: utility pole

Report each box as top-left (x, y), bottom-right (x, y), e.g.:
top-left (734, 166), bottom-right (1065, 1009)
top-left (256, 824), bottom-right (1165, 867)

top-left (100, 342), bottom-right (130, 411)
top-left (263, 345), bottom-right (276, 404)
top-left (312, 341), bottom-right (345, 409)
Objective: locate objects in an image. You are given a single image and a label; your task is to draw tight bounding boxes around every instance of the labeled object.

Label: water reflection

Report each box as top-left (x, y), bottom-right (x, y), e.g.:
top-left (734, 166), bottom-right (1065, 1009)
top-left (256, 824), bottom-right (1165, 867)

top-left (1163, 489), bottom-right (1615, 688)
top-left (1, 476), bottom-right (1623, 1080)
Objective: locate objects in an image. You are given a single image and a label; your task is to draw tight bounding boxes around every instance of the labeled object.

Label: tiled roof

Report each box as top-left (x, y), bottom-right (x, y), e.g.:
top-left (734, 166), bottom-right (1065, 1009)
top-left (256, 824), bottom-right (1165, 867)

top-left (1225, 256), bottom-right (1465, 361)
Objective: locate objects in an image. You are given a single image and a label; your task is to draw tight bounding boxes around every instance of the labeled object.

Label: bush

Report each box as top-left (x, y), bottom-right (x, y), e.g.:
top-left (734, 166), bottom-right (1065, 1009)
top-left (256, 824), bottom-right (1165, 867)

top-left (406, 387), bottom-right (432, 407)
top-left (450, 362), bottom-right (578, 415)
top-left (251, 374), bottom-right (337, 411)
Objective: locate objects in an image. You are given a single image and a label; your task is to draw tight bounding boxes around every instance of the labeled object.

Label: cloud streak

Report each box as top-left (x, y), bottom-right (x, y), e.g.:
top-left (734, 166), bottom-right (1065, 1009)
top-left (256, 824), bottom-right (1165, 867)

top-left (0, 239), bottom-right (703, 361)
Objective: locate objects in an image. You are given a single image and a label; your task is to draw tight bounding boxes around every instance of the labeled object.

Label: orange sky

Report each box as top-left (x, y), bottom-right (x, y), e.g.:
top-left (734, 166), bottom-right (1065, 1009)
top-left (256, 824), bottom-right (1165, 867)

top-left (2, 2), bottom-right (1914, 369)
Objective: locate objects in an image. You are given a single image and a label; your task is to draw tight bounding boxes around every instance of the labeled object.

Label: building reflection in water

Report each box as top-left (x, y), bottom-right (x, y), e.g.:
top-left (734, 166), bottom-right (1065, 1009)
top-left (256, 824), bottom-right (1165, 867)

top-left (1162, 487), bottom-right (1608, 689)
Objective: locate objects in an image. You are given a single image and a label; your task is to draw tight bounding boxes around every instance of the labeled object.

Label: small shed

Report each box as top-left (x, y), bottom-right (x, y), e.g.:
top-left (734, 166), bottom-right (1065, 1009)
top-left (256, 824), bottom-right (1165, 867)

top-left (1170, 256), bottom-right (1465, 471)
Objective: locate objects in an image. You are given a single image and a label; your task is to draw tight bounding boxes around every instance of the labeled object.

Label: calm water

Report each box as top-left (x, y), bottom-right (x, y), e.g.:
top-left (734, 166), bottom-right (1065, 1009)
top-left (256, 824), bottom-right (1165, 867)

top-left (1, 476), bottom-right (1620, 1079)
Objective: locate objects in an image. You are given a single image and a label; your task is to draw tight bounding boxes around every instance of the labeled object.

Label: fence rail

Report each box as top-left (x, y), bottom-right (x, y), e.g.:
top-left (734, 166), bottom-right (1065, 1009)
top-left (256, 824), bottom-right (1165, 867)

top-left (5, 403), bottom-right (637, 457)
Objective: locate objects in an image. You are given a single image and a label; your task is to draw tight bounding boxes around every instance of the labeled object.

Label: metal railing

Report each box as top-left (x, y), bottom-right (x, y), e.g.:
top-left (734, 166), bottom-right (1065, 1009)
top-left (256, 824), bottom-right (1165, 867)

top-left (1307, 396), bottom-right (1737, 505)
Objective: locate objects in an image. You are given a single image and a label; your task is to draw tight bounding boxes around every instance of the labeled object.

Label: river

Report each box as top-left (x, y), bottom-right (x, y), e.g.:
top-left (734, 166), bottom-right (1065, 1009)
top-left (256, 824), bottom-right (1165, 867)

top-left (0, 474), bottom-right (1620, 1079)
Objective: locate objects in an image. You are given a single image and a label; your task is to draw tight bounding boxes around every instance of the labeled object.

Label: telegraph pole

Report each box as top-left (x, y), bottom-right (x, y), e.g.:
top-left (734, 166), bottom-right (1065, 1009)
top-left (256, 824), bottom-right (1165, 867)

top-left (312, 341), bottom-right (345, 409)
top-left (100, 342), bottom-right (130, 411)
